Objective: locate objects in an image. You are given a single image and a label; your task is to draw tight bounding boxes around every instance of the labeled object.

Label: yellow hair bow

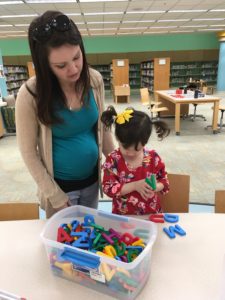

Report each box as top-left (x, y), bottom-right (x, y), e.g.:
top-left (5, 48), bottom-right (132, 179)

top-left (116, 109), bottom-right (134, 125)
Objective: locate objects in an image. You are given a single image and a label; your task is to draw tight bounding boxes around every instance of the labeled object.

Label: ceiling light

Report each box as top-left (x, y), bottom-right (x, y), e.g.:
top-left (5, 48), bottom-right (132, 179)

top-left (6, 34), bottom-right (28, 37)
top-left (91, 33), bottom-right (115, 36)
top-left (80, 0), bottom-right (128, 2)
top-left (118, 32), bottom-right (142, 35)
top-left (0, 1), bottom-right (23, 4)
top-left (168, 10), bottom-right (207, 13)
top-left (84, 12), bottom-right (124, 15)
top-left (143, 31), bottom-right (168, 34)
top-left (170, 30), bottom-right (194, 33)
top-left (87, 21), bottom-right (120, 24)
top-left (210, 24), bottom-right (225, 27)
top-left (209, 9), bottom-right (225, 12)
top-left (120, 27), bottom-right (147, 30)
top-left (14, 24), bottom-right (30, 26)
top-left (65, 13), bottom-right (82, 16)
top-left (89, 28), bottom-right (117, 31)
top-left (198, 28), bottom-right (223, 31)
top-left (1, 14), bottom-right (38, 18)
top-left (0, 25), bottom-right (13, 27)
top-left (150, 26), bottom-right (177, 29)
top-left (192, 18), bottom-right (225, 21)
top-left (122, 20), bottom-right (155, 23)
top-left (157, 19), bottom-right (190, 23)
top-left (180, 25), bottom-right (207, 28)
top-left (25, 0), bottom-right (75, 3)
top-left (126, 10), bottom-right (166, 14)
top-left (0, 30), bottom-right (25, 33)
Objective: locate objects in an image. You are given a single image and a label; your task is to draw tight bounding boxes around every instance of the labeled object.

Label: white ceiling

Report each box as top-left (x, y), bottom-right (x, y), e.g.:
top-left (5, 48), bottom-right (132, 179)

top-left (0, 0), bottom-right (225, 39)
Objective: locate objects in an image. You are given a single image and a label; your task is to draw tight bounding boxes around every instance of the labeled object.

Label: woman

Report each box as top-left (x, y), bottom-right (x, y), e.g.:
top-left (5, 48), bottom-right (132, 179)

top-left (15, 11), bottom-right (114, 218)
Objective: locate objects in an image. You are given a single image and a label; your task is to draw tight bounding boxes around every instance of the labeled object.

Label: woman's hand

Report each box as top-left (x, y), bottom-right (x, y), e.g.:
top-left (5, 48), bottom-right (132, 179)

top-left (55, 201), bottom-right (71, 212)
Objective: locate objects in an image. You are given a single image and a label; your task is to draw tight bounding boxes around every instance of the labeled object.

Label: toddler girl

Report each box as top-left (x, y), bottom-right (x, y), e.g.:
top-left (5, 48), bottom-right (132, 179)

top-left (101, 106), bottom-right (170, 215)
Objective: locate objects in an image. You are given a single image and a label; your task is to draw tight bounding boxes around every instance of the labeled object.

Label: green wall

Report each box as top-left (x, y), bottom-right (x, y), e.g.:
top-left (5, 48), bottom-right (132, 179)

top-left (0, 32), bottom-right (219, 56)
top-left (84, 32), bottom-right (219, 54)
top-left (0, 38), bottom-right (30, 56)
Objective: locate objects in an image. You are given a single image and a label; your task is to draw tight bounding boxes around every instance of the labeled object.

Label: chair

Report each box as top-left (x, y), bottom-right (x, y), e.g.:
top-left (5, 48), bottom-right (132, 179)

top-left (215, 190), bottom-right (225, 213)
top-left (188, 103), bottom-right (207, 122)
top-left (159, 173), bottom-right (190, 213)
top-left (0, 203), bottom-right (39, 221)
top-left (140, 87), bottom-right (168, 119)
top-left (205, 106), bottom-right (225, 132)
top-left (217, 106), bottom-right (225, 131)
top-left (184, 82), bottom-right (207, 122)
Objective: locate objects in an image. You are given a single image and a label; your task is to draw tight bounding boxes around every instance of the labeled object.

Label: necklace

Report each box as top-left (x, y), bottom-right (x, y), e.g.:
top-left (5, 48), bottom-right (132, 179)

top-left (68, 101), bottom-right (73, 111)
top-left (67, 97), bottom-right (74, 110)
top-left (68, 98), bottom-right (83, 111)
top-left (64, 89), bottom-right (82, 111)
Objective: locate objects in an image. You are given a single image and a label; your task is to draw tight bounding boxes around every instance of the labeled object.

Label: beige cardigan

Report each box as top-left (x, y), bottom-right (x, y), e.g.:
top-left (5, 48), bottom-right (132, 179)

top-left (15, 68), bottom-right (114, 218)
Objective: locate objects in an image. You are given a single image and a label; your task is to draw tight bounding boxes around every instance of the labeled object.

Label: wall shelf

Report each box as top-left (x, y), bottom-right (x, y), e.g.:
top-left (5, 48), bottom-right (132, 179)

top-left (129, 63), bottom-right (140, 89)
top-left (140, 58), bottom-right (170, 93)
top-left (92, 64), bottom-right (111, 90)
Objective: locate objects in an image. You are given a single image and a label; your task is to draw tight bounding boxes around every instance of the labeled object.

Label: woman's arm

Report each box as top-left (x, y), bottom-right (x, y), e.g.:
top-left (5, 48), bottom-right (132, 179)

top-left (15, 81), bottom-right (68, 209)
top-left (102, 129), bottom-right (115, 157)
top-left (94, 68), bottom-right (115, 157)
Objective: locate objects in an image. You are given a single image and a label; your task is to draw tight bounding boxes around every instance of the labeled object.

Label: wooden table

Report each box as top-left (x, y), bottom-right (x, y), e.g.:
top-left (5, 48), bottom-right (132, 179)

top-left (155, 90), bottom-right (220, 135)
top-left (0, 214), bottom-right (225, 300)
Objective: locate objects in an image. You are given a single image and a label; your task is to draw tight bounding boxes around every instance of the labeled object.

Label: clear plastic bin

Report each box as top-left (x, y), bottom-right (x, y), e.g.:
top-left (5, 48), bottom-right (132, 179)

top-left (41, 205), bottom-right (157, 300)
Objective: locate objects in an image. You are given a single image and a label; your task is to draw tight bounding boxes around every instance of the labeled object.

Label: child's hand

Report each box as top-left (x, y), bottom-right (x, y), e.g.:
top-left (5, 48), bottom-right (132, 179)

top-left (155, 182), bottom-right (164, 193)
top-left (134, 179), bottom-right (155, 200)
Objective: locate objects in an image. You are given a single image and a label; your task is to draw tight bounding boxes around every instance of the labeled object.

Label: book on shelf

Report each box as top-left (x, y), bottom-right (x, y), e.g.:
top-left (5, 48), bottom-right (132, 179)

top-left (3, 65), bottom-right (28, 96)
top-left (170, 61), bottom-right (218, 88)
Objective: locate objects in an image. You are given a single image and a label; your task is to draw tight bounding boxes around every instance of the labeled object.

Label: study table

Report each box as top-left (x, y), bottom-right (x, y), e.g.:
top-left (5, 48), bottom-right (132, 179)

top-left (0, 214), bottom-right (225, 300)
top-left (155, 90), bottom-right (220, 135)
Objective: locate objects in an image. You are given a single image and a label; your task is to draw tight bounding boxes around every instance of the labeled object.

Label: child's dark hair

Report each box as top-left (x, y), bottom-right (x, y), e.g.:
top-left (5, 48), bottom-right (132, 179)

top-left (101, 106), bottom-right (170, 150)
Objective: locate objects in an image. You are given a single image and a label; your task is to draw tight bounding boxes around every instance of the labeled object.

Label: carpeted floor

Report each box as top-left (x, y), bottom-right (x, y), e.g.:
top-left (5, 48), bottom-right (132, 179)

top-left (0, 90), bottom-right (225, 205)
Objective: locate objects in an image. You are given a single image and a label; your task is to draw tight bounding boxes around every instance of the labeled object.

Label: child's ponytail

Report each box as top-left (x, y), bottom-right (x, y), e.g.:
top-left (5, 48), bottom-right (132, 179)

top-left (152, 120), bottom-right (170, 140)
top-left (101, 105), bottom-right (117, 130)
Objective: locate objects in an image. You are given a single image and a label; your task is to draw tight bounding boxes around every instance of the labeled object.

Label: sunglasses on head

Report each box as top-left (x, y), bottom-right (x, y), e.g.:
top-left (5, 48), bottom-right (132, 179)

top-left (32, 14), bottom-right (72, 43)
